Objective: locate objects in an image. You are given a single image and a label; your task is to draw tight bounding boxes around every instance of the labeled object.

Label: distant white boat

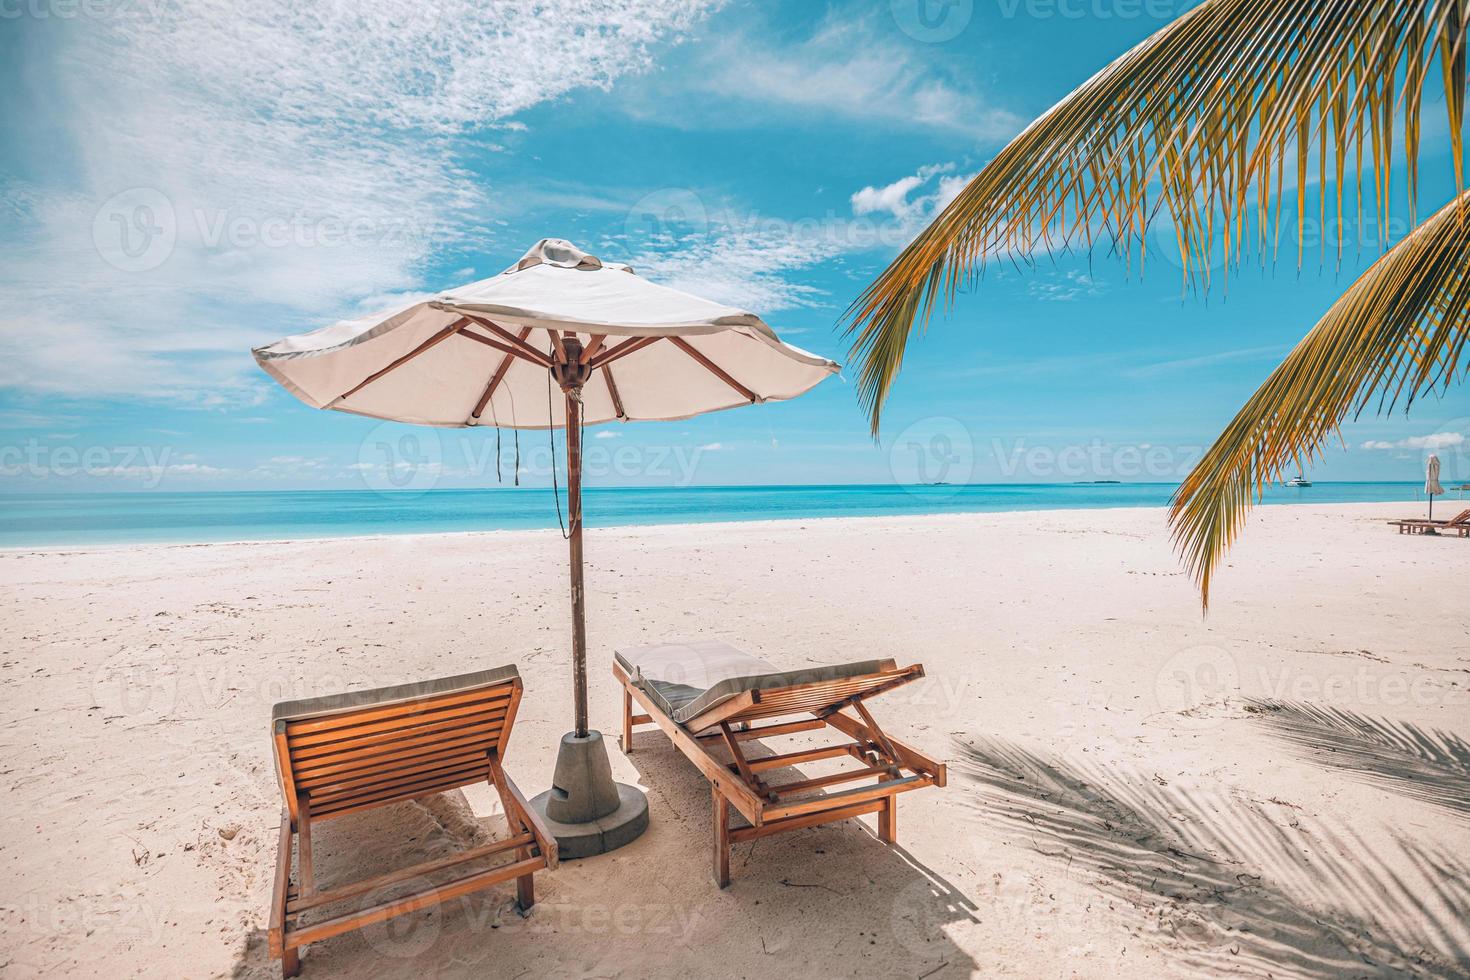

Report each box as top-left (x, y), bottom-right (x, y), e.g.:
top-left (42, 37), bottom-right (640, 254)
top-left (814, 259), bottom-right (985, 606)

top-left (1285, 475), bottom-right (1312, 488)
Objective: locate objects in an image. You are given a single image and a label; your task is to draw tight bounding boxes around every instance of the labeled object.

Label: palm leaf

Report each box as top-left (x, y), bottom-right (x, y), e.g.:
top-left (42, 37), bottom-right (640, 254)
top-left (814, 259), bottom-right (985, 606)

top-left (844, 0), bottom-right (1468, 434)
top-left (1170, 189), bottom-right (1470, 608)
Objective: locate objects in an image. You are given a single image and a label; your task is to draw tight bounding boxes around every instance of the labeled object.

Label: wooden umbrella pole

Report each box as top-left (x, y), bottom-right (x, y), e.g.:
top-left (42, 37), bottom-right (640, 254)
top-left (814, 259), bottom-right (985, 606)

top-left (565, 383), bottom-right (588, 737)
top-left (553, 335), bottom-right (592, 739)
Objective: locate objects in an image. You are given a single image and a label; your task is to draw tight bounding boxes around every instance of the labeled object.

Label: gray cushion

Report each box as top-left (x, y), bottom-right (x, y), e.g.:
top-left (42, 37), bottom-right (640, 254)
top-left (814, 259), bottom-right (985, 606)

top-left (272, 664), bottom-right (520, 724)
top-left (615, 640), bottom-right (888, 727)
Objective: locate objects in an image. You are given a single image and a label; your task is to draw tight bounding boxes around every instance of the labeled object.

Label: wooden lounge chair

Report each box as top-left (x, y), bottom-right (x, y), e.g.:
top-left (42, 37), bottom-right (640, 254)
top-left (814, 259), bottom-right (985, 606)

top-left (1388, 508), bottom-right (1470, 535)
top-left (268, 665), bottom-right (557, 977)
top-left (613, 640), bottom-right (945, 887)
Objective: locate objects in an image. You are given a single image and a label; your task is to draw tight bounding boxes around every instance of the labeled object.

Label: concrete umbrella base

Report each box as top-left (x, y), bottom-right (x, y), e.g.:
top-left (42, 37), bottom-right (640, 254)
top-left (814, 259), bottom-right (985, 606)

top-left (529, 730), bottom-right (649, 859)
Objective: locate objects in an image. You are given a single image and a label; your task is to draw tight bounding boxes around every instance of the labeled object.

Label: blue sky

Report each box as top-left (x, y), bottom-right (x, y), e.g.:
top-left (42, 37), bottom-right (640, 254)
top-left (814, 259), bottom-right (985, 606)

top-left (2, 0), bottom-right (1467, 493)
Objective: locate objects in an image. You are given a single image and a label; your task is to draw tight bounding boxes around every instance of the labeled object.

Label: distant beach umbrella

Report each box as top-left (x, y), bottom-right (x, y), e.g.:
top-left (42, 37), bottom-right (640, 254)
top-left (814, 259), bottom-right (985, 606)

top-left (252, 238), bottom-right (838, 855)
top-left (1425, 453), bottom-right (1443, 523)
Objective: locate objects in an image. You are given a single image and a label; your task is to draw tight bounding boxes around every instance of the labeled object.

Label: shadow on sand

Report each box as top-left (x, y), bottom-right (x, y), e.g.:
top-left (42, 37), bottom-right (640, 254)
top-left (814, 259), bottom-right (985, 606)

top-left (231, 734), bottom-right (980, 978)
top-left (1244, 698), bottom-right (1470, 817)
top-left (955, 736), bottom-right (1470, 978)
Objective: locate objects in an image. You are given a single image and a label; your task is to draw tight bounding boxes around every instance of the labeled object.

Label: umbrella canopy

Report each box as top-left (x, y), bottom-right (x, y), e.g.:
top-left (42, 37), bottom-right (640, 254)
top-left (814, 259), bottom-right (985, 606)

top-left (1425, 454), bottom-right (1444, 496)
top-left (253, 239), bottom-right (838, 428)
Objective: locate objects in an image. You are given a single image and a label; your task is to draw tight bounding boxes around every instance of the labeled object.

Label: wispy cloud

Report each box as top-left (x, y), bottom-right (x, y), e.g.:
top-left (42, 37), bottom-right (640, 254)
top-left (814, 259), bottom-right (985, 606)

top-left (688, 15), bottom-right (1022, 138)
top-left (1, 0), bottom-right (724, 403)
top-left (1125, 344), bottom-right (1290, 379)
top-left (1028, 268), bottom-right (1105, 304)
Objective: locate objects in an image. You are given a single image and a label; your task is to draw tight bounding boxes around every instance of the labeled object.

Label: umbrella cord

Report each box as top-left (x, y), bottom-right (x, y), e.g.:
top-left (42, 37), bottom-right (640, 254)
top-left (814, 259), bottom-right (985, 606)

top-left (548, 369), bottom-right (568, 539)
top-left (495, 427), bottom-right (502, 484)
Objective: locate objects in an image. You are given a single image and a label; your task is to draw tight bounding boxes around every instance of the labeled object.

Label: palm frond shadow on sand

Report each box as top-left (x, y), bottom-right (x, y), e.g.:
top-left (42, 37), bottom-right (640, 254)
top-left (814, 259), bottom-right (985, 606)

top-left (1245, 698), bottom-right (1470, 817)
top-left (956, 737), bottom-right (1470, 978)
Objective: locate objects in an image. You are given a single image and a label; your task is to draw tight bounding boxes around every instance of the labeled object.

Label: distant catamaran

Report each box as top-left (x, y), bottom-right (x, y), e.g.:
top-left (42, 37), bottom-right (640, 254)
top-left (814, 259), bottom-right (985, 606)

top-left (1285, 474), bottom-right (1312, 488)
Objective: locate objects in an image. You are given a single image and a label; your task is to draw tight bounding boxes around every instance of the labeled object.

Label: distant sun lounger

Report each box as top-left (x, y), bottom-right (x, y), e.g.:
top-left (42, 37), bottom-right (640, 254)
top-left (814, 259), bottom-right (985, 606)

top-left (267, 666), bottom-right (556, 977)
top-left (1388, 508), bottom-right (1470, 536)
top-left (613, 640), bottom-right (945, 887)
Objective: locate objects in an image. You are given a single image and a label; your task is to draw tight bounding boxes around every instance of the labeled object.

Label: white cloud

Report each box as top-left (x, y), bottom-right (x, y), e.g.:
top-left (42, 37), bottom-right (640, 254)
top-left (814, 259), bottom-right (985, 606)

top-left (851, 176), bottom-right (929, 220)
top-left (697, 442), bottom-right (723, 451)
top-left (594, 430), bottom-right (621, 439)
top-left (851, 164), bottom-right (959, 221)
top-left (1360, 432), bottom-right (1465, 451)
top-left (1, 0), bottom-right (724, 403)
top-left (691, 17), bottom-right (1021, 138)
top-left (626, 230), bottom-right (839, 312)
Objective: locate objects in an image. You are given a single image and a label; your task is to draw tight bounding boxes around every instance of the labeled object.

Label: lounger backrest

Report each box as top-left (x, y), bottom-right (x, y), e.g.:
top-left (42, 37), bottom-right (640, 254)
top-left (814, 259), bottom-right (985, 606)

top-left (1450, 509), bottom-right (1470, 526)
top-left (271, 665), bottom-right (522, 824)
top-left (686, 662), bottom-right (922, 731)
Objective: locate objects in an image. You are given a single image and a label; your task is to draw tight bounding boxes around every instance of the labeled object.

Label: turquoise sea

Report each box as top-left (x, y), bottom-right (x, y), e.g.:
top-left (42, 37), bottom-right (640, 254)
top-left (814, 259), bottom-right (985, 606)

top-left (0, 482), bottom-right (1442, 548)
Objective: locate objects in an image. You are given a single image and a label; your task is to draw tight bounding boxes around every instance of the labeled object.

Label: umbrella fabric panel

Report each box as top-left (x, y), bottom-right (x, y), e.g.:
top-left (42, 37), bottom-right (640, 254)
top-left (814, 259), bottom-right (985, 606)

top-left (435, 263), bottom-right (763, 334)
top-left (1426, 455), bottom-right (1444, 496)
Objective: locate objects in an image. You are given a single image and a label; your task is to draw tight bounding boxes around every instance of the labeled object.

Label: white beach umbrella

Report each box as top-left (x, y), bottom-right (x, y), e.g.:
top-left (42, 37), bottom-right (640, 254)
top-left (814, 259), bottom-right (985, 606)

top-left (252, 239), bottom-right (838, 854)
top-left (1425, 453), bottom-right (1444, 522)
top-left (254, 239), bottom-right (837, 428)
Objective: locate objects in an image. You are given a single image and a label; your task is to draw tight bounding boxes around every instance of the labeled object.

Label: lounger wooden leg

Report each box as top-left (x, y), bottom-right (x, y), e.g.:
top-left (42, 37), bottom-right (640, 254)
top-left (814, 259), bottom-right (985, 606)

top-left (879, 792), bottom-right (897, 844)
top-left (516, 869), bottom-right (535, 911)
top-left (622, 686), bottom-right (634, 753)
top-left (281, 947), bottom-right (301, 979)
top-left (712, 786), bottom-right (731, 888)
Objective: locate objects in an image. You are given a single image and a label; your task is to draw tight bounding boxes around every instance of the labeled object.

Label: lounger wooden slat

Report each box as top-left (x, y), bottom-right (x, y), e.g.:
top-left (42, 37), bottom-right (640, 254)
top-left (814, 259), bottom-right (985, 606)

top-left (267, 665), bottom-right (554, 978)
top-left (614, 640), bottom-right (944, 887)
top-left (289, 703), bottom-right (511, 754)
top-left (728, 799), bottom-right (886, 844)
top-left (281, 687), bottom-right (515, 735)
top-left (307, 764), bottom-right (496, 811)
top-left (1388, 508), bottom-right (1470, 535)
top-left (290, 729), bottom-right (507, 784)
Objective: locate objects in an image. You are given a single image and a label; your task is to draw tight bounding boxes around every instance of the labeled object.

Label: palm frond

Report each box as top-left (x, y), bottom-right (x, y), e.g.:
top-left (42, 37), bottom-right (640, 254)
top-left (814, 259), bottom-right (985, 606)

top-left (844, 0), bottom-right (1468, 434)
top-left (1169, 189), bottom-right (1470, 609)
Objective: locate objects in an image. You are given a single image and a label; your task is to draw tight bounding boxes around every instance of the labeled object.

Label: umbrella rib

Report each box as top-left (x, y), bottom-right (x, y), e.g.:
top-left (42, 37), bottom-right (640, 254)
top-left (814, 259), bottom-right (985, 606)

top-left (668, 336), bottom-right (757, 403)
top-left (589, 335), bottom-right (662, 370)
top-left (459, 328), bottom-right (552, 368)
top-left (602, 364), bottom-right (627, 420)
top-left (469, 326), bottom-right (533, 423)
top-left (459, 315), bottom-right (553, 367)
top-left (546, 329), bottom-right (568, 364)
top-left (335, 317), bottom-right (471, 403)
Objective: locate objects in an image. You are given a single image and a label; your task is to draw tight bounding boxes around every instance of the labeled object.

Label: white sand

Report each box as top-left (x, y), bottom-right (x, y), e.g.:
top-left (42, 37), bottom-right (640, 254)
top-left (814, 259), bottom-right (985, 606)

top-left (1, 502), bottom-right (1467, 978)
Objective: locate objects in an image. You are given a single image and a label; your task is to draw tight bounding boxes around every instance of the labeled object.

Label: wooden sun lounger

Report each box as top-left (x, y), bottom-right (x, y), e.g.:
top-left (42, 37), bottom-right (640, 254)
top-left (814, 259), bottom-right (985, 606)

top-left (1388, 508), bottom-right (1470, 535)
top-left (612, 641), bottom-right (945, 887)
top-left (267, 665), bottom-right (557, 977)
